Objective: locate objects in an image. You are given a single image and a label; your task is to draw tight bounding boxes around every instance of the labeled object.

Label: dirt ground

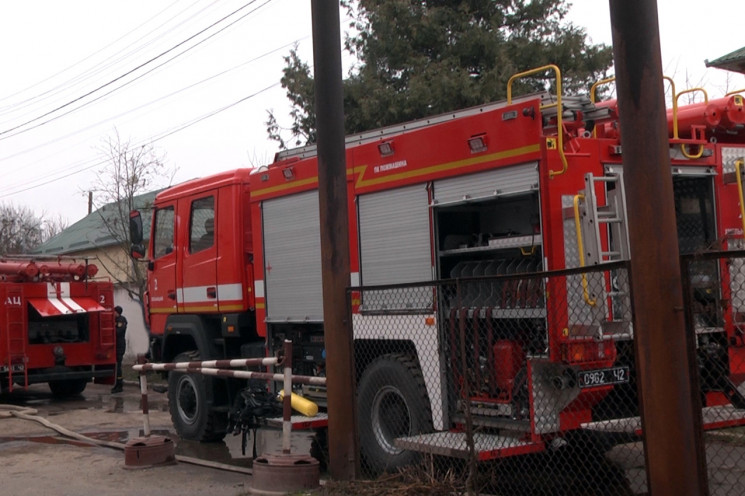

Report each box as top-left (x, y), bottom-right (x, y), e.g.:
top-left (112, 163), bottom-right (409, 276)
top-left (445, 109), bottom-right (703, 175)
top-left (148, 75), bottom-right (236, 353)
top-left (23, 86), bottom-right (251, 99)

top-left (0, 381), bottom-right (254, 496)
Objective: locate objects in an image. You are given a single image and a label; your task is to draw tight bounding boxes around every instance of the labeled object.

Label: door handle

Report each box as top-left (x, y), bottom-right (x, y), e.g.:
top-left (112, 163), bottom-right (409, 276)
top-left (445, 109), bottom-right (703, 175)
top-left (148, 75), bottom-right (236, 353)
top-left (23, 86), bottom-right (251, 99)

top-left (207, 287), bottom-right (217, 298)
top-left (167, 291), bottom-right (177, 300)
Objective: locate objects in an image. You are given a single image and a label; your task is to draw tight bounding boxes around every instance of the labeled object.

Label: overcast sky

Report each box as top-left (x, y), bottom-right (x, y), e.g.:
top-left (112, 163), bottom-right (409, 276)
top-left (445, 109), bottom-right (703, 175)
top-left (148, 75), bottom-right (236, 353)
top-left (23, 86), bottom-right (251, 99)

top-left (0, 0), bottom-right (742, 224)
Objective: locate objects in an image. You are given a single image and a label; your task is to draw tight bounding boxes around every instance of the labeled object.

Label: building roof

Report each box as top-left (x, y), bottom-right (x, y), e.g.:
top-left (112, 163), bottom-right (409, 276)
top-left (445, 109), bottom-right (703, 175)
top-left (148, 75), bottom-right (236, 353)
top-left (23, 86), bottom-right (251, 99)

top-left (705, 46), bottom-right (745, 74)
top-left (31, 190), bottom-right (161, 255)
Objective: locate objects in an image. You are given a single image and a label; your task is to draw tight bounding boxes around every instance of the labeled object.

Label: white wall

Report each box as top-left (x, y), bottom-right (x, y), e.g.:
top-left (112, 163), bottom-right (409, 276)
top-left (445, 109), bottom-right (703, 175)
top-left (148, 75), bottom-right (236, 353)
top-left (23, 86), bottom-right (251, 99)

top-left (113, 287), bottom-right (150, 361)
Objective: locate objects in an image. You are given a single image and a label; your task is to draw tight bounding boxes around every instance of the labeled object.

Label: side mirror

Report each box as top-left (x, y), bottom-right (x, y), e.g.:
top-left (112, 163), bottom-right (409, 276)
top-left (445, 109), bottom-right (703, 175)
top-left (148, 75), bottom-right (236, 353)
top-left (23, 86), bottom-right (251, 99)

top-left (129, 210), bottom-right (145, 259)
top-left (131, 243), bottom-right (146, 260)
top-left (129, 210), bottom-right (143, 244)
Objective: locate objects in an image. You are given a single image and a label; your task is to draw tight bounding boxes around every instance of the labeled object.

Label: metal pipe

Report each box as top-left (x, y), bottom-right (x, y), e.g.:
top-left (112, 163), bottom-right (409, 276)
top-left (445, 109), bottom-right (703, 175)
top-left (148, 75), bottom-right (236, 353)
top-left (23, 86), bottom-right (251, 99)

top-left (133, 357), bottom-right (279, 371)
top-left (132, 364), bottom-right (327, 387)
top-left (609, 1), bottom-right (709, 494)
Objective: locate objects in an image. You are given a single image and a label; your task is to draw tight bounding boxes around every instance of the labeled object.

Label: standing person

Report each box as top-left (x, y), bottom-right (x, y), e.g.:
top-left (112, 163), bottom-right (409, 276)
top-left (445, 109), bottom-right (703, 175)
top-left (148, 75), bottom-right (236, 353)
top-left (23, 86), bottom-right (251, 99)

top-left (111, 306), bottom-right (128, 393)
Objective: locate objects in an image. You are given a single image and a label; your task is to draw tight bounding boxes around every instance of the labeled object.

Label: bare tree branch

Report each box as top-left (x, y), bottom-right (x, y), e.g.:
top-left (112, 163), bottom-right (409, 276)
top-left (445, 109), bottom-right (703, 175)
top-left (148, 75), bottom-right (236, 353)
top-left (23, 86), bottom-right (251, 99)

top-left (86, 130), bottom-right (176, 304)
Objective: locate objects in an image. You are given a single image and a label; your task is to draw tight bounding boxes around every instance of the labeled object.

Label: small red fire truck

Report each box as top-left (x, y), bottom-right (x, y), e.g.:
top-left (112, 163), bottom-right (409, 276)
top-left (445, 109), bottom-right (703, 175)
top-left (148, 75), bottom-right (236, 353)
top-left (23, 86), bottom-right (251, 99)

top-left (0, 258), bottom-right (116, 395)
top-left (130, 65), bottom-right (745, 471)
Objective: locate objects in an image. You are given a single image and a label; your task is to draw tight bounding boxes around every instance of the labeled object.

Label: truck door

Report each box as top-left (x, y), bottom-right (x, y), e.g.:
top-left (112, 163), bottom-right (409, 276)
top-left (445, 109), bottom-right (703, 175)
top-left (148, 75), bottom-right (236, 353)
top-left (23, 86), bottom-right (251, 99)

top-left (179, 194), bottom-right (218, 313)
top-left (149, 204), bottom-right (177, 332)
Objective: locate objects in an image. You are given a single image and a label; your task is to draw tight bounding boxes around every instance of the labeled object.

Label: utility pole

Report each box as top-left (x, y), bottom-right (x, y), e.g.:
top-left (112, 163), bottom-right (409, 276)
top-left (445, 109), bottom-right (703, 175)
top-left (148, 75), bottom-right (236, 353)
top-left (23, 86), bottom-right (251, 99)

top-left (608, 1), bottom-right (708, 494)
top-left (311, 1), bottom-right (359, 481)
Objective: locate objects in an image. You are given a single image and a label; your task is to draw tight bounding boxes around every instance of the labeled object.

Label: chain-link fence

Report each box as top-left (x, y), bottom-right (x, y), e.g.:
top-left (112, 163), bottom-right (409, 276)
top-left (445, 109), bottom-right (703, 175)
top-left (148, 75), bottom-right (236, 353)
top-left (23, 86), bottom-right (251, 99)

top-left (350, 251), bottom-right (745, 494)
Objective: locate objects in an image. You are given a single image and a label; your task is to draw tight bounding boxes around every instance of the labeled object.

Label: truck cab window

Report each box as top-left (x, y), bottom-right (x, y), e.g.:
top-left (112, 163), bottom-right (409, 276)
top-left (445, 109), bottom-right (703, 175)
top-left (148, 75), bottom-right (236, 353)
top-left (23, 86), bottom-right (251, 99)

top-left (153, 206), bottom-right (175, 258)
top-left (190, 196), bottom-right (215, 253)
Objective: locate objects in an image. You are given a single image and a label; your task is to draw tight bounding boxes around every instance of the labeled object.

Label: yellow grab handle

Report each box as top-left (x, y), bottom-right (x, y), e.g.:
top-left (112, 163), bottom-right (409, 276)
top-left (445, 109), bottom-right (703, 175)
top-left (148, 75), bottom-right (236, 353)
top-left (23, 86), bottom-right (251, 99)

top-left (507, 64), bottom-right (568, 178)
top-left (736, 159), bottom-right (745, 240)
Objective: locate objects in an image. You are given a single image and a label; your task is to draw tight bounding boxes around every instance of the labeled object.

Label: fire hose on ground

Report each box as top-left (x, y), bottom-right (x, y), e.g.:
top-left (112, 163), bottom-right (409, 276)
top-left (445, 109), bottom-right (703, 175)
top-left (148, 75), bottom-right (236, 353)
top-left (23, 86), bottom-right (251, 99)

top-left (0, 403), bottom-right (252, 474)
top-left (0, 340), bottom-right (324, 479)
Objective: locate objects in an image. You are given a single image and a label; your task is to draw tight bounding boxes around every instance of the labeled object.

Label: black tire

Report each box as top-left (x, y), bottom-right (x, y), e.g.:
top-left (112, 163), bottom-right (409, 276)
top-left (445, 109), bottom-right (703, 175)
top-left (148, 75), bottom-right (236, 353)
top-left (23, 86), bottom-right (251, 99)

top-left (357, 353), bottom-right (433, 474)
top-left (168, 351), bottom-right (226, 442)
top-left (48, 378), bottom-right (88, 397)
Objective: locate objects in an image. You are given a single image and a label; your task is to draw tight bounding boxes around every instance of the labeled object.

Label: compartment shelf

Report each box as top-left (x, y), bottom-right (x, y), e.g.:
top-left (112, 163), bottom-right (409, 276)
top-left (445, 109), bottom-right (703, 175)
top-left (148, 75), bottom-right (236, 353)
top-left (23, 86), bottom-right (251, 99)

top-left (439, 234), bottom-right (542, 256)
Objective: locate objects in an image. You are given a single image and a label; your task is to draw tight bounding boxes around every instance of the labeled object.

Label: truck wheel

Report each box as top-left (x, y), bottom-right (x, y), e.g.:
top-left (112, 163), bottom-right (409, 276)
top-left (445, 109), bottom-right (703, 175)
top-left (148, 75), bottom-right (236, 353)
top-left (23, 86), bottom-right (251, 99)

top-left (168, 351), bottom-right (226, 442)
top-left (48, 378), bottom-right (88, 397)
top-left (357, 353), bottom-right (433, 474)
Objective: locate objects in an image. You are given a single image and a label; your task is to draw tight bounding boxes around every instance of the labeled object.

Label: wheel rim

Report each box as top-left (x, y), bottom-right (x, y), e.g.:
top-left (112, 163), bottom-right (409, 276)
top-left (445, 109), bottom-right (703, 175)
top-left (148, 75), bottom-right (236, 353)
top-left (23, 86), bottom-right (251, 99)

top-left (176, 374), bottom-right (199, 426)
top-left (371, 385), bottom-right (412, 455)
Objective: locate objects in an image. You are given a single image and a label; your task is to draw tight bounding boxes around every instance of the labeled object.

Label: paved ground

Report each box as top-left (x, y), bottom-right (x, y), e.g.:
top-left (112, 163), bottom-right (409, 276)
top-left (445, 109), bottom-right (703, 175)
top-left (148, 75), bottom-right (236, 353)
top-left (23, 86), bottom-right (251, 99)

top-left (4, 378), bottom-right (745, 496)
top-left (0, 381), bottom-right (256, 496)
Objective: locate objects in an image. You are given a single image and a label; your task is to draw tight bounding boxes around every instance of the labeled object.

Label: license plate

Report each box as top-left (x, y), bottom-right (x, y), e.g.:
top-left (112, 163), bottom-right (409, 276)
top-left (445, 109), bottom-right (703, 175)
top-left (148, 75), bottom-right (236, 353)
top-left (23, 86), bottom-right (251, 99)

top-left (577, 366), bottom-right (630, 388)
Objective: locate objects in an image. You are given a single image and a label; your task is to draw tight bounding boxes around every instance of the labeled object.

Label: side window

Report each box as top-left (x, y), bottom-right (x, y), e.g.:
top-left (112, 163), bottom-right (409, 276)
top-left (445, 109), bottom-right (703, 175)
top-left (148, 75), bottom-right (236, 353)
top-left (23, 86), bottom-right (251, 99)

top-left (152, 207), bottom-right (175, 258)
top-left (190, 196), bottom-right (215, 253)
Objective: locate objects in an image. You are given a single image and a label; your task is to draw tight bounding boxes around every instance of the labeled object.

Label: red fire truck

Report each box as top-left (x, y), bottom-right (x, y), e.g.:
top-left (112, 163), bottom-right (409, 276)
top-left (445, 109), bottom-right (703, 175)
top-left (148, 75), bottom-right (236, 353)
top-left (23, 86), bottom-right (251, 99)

top-left (130, 65), bottom-right (745, 471)
top-left (0, 258), bottom-right (117, 395)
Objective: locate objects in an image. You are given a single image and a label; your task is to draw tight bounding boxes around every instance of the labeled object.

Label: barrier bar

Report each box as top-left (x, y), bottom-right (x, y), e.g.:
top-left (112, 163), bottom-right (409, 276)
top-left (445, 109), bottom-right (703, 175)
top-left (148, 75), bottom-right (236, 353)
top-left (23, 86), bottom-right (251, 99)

top-left (283, 340), bottom-right (292, 454)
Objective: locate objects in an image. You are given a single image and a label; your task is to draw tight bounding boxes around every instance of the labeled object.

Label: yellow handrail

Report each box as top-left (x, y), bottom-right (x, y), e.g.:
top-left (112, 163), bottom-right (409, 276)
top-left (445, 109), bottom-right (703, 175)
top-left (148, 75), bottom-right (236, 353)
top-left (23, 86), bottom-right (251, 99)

top-left (590, 77), bottom-right (616, 104)
top-left (590, 77), bottom-right (615, 139)
top-left (664, 76), bottom-right (678, 139)
top-left (588, 76), bottom-right (676, 138)
top-left (726, 89), bottom-right (745, 97)
top-left (736, 159), bottom-right (745, 239)
top-left (508, 64), bottom-right (567, 178)
top-left (674, 87), bottom-right (708, 159)
top-left (573, 194), bottom-right (597, 306)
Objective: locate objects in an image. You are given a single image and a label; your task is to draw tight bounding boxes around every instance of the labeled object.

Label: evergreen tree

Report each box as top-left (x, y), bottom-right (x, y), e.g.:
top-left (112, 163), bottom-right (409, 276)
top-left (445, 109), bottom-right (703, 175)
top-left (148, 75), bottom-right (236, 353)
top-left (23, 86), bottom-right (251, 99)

top-left (268, 0), bottom-right (613, 148)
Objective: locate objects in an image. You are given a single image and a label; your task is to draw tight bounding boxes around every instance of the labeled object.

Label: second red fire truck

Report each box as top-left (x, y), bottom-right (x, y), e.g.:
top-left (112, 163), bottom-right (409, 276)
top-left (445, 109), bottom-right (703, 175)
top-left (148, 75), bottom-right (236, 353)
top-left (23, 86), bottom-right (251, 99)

top-left (131, 65), bottom-right (745, 472)
top-left (0, 258), bottom-right (117, 395)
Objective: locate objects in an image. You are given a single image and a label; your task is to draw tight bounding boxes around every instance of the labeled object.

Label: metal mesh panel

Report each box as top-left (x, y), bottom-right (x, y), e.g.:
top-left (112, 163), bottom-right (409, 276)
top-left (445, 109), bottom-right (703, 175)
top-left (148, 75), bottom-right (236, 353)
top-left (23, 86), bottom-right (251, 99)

top-left (347, 253), bottom-right (745, 494)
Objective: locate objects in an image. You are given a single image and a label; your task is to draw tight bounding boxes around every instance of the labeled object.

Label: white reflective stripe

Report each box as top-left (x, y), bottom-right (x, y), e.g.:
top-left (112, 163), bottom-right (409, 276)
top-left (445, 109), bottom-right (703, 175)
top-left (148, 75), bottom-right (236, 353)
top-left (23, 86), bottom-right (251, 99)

top-left (61, 297), bottom-right (85, 313)
top-left (182, 286), bottom-right (209, 303)
top-left (55, 283), bottom-right (84, 312)
top-left (48, 297), bottom-right (73, 314)
top-left (46, 282), bottom-right (73, 314)
top-left (218, 283), bottom-right (242, 300)
top-left (180, 283), bottom-right (244, 304)
top-left (350, 272), bottom-right (360, 287)
top-left (254, 279), bottom-right (265, 298)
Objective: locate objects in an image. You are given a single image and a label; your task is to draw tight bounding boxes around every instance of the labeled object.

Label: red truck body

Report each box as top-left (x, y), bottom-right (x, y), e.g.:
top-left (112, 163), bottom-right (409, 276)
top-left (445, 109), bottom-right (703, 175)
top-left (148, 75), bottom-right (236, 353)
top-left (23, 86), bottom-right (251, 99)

top-left (0, 259), bottom-right (117, 395)
top-left (134, 66), bottom-right (745, 471)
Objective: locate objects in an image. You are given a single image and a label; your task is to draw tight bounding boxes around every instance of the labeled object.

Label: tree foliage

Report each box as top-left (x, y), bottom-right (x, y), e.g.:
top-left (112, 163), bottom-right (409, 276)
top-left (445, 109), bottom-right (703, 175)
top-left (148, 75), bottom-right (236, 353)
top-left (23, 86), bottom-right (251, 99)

top-left (88, 131), bottom-right (175, 302)
top-left (267, 0), bottom-right (613, 147)
top-left (0, 204), bottom-right (66, 255)
top-left (0, 204), bottom-right (45, 255)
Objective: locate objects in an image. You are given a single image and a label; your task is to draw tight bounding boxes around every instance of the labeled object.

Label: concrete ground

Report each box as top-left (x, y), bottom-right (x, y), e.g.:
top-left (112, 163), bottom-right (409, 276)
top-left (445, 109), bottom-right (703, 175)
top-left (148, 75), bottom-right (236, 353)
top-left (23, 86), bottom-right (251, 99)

top-left (0, 381), bottom-right (254, 496)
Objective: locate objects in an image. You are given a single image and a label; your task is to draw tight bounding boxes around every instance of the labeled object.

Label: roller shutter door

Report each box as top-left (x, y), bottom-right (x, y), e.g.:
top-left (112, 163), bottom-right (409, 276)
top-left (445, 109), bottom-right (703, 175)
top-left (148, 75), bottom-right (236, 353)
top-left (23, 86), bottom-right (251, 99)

top-left (262, 190), bottom-right (323, 322)
top-left (358, 183), bottom-right (432, 287)
top-left (433, 162), bottom-right (539, 204)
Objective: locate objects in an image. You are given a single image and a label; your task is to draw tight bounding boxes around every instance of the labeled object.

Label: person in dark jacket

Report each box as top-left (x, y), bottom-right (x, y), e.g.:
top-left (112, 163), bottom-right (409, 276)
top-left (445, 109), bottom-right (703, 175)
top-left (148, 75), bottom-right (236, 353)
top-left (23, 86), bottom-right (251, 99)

top-left (111, 306), bottom-right (128, 393)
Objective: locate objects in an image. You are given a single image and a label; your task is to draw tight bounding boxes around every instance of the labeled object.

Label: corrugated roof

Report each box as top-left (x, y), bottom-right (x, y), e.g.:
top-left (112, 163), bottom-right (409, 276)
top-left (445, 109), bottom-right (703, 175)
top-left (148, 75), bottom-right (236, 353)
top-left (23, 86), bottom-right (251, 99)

top-left (32, 190), bottom-right (162, 255)
top-left (705, 47), bottom-right (745, 74)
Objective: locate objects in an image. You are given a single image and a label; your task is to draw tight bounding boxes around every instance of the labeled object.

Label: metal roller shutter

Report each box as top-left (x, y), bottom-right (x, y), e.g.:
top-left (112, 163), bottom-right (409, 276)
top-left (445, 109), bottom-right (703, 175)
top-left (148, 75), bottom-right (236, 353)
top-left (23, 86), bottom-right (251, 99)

top-left (433, 162), bottom-right (539, 204)
top-left (359, 183), bottom-right (432, 287)
top-left (262, 190), bottom-right (323, 322)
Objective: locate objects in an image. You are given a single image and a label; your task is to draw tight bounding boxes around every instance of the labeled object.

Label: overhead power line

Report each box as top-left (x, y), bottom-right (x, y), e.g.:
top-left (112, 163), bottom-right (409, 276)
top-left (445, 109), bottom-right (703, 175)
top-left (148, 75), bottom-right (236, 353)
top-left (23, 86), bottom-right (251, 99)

top-left (0, 83), bottom-right (280, 199)
top-left (0, 0), bottom-right (271, 139)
